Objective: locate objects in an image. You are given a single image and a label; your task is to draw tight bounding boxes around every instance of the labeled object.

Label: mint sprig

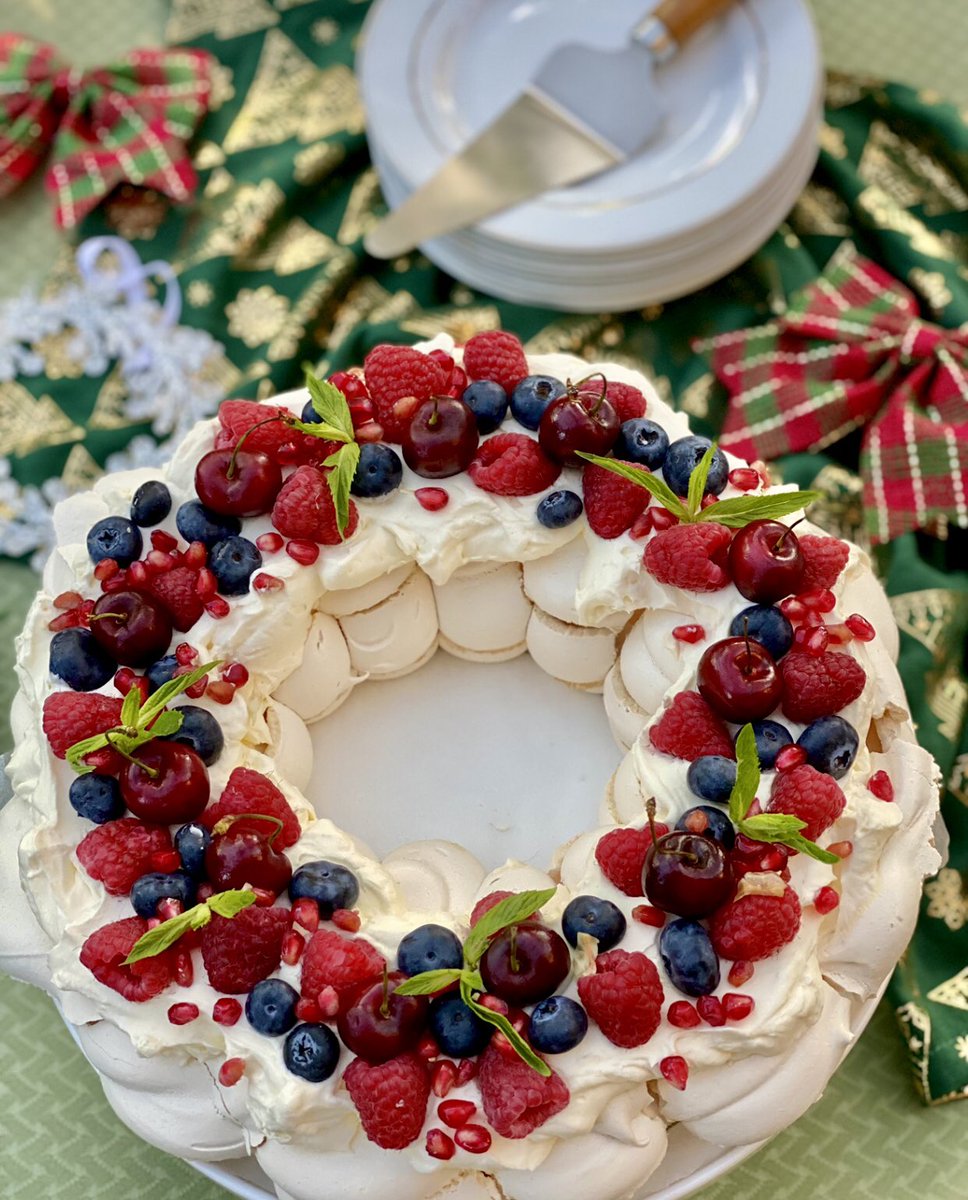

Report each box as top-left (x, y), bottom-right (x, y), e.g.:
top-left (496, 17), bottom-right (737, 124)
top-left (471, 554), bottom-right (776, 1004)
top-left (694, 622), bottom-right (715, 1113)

top-left (729, 723), bottom-right (839, 865)
top-left (123, 888), bottom-right (256, 964)
top-left (395, 887), bottom-right (557, 1077)
top-left (66, 660), bottom-right (220, 773)
top-left (283, 370), bottom-right (360, 538)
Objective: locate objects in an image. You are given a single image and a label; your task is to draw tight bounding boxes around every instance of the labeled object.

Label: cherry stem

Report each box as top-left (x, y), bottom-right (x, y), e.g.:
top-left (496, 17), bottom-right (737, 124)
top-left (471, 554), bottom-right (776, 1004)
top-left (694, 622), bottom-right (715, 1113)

top-left (742, 615), bottom-right (754, 674)
top-left (646, 797), bottom-right (659, 844)
top-left (104, 731), bottom-right (157, 778)
top-left (229, 416), bottom-right (283, 480)
top-left (427, 397), bottom-right (441, 429)
top-left (88, 612), bottom-right (125, 622)
top-left (380, 963), bottom-right (391, 1019)
top-left (509, 925), bottom-right (520, 974)
top-left (569, 371), bottom-right (607, 416)
top-left (212, 811), bottom-right (285, 847)
top-left (772, 517), bottom-right (804, 553)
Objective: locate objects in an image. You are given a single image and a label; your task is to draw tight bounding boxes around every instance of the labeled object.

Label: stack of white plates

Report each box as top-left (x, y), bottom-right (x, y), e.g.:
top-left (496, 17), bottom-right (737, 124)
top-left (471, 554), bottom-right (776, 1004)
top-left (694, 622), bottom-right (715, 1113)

top-left (358, 0), bottom-right (823, 312)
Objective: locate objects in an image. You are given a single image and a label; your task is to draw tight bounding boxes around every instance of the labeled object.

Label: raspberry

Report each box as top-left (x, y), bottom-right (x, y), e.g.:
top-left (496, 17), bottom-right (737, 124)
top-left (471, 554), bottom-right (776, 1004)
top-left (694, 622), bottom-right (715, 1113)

top-left (477, 1044), bottom-right (569, 1138)
top-left (462, 331), bottom-right (529, 395)
top-left (577, 949), bottom-right (664, 1048)
top-left (650, 691), bottom-right (735, 761)
top-left (767, 764), bottom-right (846, 840)
top-left (363, 345), bottom-right (447, 442)
top-left (218, 400), bottom-right (337, 465)
top-left (467, 433), bottom-right (560, 496)
top-left (780, 650), bottom-right (866, 724)
top-left (80, 917), bottom-right (174, 1002)
top-left (470, 890), bottom-right (517, 926)
top-left (644, 522), bottom-right (733, 592)
top-left (300, 929), bottom-right (386, 1002)
top-left (146, 565), bottom-right (204, 632)
top-left (595, 824), bottom-right (667, 897)
top-left (42, 692), bottom-right (123, 759)
top-left (76, 819), bottom-right (173, 895)
top-left (271, 465), bottom-right (359, 545)
top-left (603, 380), bottom-right (647, 423)
top-left (202, 767), bottom-right (302, 848)
top-left (343, 1052), bottom-right (431, 1149)
top-left (710, 884), bottom-right (801, 961)
top-left (198, 906), bottom-right (289, 993)
top-left (798, 535), bottom-right (850, 591)
top-left (582, 460), bottom-right (651, 539)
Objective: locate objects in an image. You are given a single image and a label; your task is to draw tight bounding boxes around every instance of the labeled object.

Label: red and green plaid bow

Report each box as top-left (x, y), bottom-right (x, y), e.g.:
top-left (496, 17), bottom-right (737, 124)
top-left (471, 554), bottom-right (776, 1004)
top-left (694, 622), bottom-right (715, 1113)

top-left (700, 243), bottom-right (968, 545)
top-left (0, 33), bottom-right (213, 228)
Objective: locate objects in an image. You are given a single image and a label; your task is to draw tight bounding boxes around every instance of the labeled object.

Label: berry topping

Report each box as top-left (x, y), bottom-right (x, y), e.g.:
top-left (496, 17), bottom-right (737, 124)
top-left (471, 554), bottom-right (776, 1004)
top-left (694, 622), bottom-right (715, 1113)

top-left (175, 821), bottom-right (211, 876)
top-left (120, 741), bottom-right (210, 824)
top-left (643, 522), bottom-right (733, 592)
top-left (397, 924), bottom-right (463, 976)
top-left (538, 377), bottom-right (620, 465)
top-left (869, 770), bottom-right (895, 801)
top-left (602, 380), bottom-right (647, 423)
top-left (337, 971), bottom-right (429, 1063)
top-left (650, 691), bottom-right (735, 761)
top-left (697, 636), bottom-right (782, 723)
top-left (246, 977), bottom-right (299, 1036)
top-left (674, 806), bottom-right (736, 850)
top-left (613, 418), bottom-right (669, 469)
top-left (658, 918), bottom-right (721, 996)
top-left (289, 860), bottom-right (360, 915)
top-left (467, 432), bottom-right (561, 496)
top-left (205, 815), bottom-right (293, 896)
top-left (479, 924), bottom-right (571, 1005)
top-left (478, 1043), bottom-right (569, 1138)
top-left (767, 764), bottom-right (846, 841)
top-left (662, 436), bottom-right (728, 497)
top-left (199, 906), bottom-right (289, 994)
top-left (402, 396), bottom-right (480, 478)
top-left (218, 1058), bottom-right (246, 1087)
top-left (145, 566), bottom-right (205, 632)
top-left (562, 895), bottom-right (627, 952)
top-left (595, 825), bottom-right (666, 897)
top-left (796, 715), bottom-right (859, 779)
top-left (686, 755), bottom-right (737, 805)
top-left (284, 1023), bottom-right (341, 1082)
top-left (43, 692), bottom-right (123, 759)
top-left (89, 590), bottom-right (172, 668)
top-left (727, 520), bottom-right (805, 604)
top-left (77, 819), bottom-right (173, 896)
top-left (428, 995), bottom-right (493, 1058)
top-left (218, 400), bottom-right (333, 463)
top-left (438, 1098), bottom-right (478, 1129)
top-left (195, 448), bottom-right (282, 518)
top-left (363, 345), bottom-right (447, 442)
top-left (463, 331), bottom-right (529, 395)
top-left (780, 650), bottom-right (866, 723)
top-left (49, 628), bottom-right (116, 692)
top-left (583, 459), bottom-right (651, 539)
top-left (130, 870), bottom-right (196, 919)
top-left (300, 929), bottom-right (386, 1003)
top-left (80, 917), bottom-right (174, 1002)
top-left (815, 886), bottom-right (840, 914)
top-left (528, 995), bottom-right (588, 1054)
top-left (69, 773), bottom-right (125, 824)
top-left (87, 516), bottom-right (143, 568)
top-left (845, 613), bottom-right (876, 641)
top-left (271, 465), bottom-right (358, 544)
top-left (536, 489), bottom-right (583, 528)
top-left (351, 443), bottom-right (403, 497)
top-left (709, 881), bottom-right (802, 961)
top-left (659, 1056), bottom-right (689, 1091)
top-left (168, 705), bottom-right (224, 765)
top-left (130, 481), bottom-right (172, 527)
top-left (742, 719), bottom-right (793, 770)
top-left (577, 949), bottom-right (663, 1048)
top-left (461, 380), bottom-right (509, 433)
top-left (343, 1052), bottom-right (431, 1149)
top-left (798, 534), bottom-right (850, 591)
top-left (202, 767), bottom-right (301, 849)
top-left (645, 830), bottom-right (733, 918)
top-left (208, 535), bottom-right (263, 595)
top-left (729, 604), bottom-right (794, 660)
top-left (697, 994), bottom-right (726, 1026)
top-left (667, 1000), bottom-right (701, 1028)
top-left (175, 500), bottom-right (241, 549)
top-left (509, 374), bottom-right (567, 430)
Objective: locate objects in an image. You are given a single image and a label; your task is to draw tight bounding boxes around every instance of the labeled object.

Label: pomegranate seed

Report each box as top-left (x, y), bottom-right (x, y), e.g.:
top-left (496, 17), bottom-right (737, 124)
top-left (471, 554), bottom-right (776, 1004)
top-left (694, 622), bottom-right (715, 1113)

top-left (815, 885), bottom-right (840, 914)
top-left (291, 898), bottom-right (319, 933)
top-left (184, 541), bottom-right (208, 569)
top-left (213, 998), bottom-right (243, 1026)
top-left (825, 622), bottom-right (852, 645)
top-left (101, 574), bottom-right (129, 593)
top-left (145, 550), bottom-right (173, 574)
top-left (151, 530), bottom-right (178, 552)
top-left (282, 930), bottom-right (305, 966)
top-left (185, 675), bottom-right (209, 699)
top-left (222, 662), bottom-right (249, 687)
top-left (751, 459), bottom-right (772, 487)
top-left (332, 908), bottom-right (361, 932)
top-left (83, 748), bottom-right (121, 773)
top-left (275, 443), bottom-right (302, 466)
top-left (256, 532), bottom-right (284, 554)
top-left (455, 1125), bottom-right (492, 1155)
top-left (114, 666), bottom-right (137, 693)
top-left (329, 370), bottom-right (365, 399)
top-left (672, 624), bottom-right (705, 644)
top-left (415, 487), bottom-right (449, 512)
top-left (417, 1034), bottom-right (441, 1060)
top-left (801, 609), bottom-right (824, 628)
top-left (253, 572), bottom-right (284, 592)
top-left (650, 507), bottom-right (679, 531)
top-left (168, 1002), bottom-right (199, 1026)
top-left (251, 887), bottom-right (276, 907)
top-left (157, 898), bottom-right (184, 921)
top-left (347, 396), bottom-right (376, 422)
top-left (682, 810), bottom-right (710, 834)
top-left (146, 917), bottom-right (161, 930)
top-left (93, 558), bottom-right (119, 581)
top-left (722, 993), bottom-right (755, 1021)
top-left (775, 745), bottom-right (808, 771)
top-left (53, 590), bottom-right (83, 610)
top-left (728, 467), bottom-right (760, 492)
top-left (218, 1057), bottom-right (245, 1087)
top-left (447, 367), bottom-right (468, 397)
top-left (778, 596), bottom-right (807, 621)
top-left (317, 986), bottom-right (340, 1020)
top-left (697, 995), bottom-right (726, 1027)
top-left (355, 420), bottom-right (385, 443)
top-left (195, 568), bottom-right (218, 598)
top-left (174, 949), bottom-right (194, 988)
top-left (868, 770), bottom-right (894, 801)
top-left (477, 994), bottom-right (508, 1016)
top-left (728, 960), bottom-right (755, 987)
top-left (286, 539), bottom-right (320, 566)
top-left (428, 348), bottom-right (455, 376)
top-left (828, 839), bottom-right (853, 858)
top-left (700, 494), bottom-right (718, 510)
top-left (206, 680), bottom-right (236, 705)
top-left (745, 797), bottom-right (763, 818)
top-left (175, 642), bottom-right (198, 666)
top-left (632, 905), bottom-right (666, 928)
top-left (392, 395), bottom-right (423, 427)
top-left (126, 561), bottom-right (147, 586)
top-left (197, 882), bottom-right (214, 902)
top-left (432, 1059), bottom-right (458, 1098)
top-left (628, 509), bottom-right (655, 540)
top-left (667, 1001), bottom-right (701, 1029)
top-left (799, 587), bottom-right (836, 613)
top-left (793, 624), bottom-right (829, 655)
top-left (455, 1059), bottom-right (478, 1086)
top-left (149, 849), bottom-right (181, 873)
top-left (206, 597), bottom-right (230, 619)
top-left (48, 612), bottom-right (79, 632)
top-left (295, 998), bottom-right (322, 1023)
top-left (426, 1129), bottom-right (456, 1161)
top-left (845, 613), bottom-right (876, 641)
top-left (660, 1056), bottom-right (689, 1091)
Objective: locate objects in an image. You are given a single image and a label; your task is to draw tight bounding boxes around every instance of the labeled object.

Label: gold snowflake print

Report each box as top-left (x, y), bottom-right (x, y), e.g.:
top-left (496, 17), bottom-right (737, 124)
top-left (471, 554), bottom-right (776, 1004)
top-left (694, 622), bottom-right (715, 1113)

top-left (924, 868), bottom-right (968, 931)
top-left (312, 18), bottom-right (340, 44)
top-left (956, 1035), bottom-right (968, 1063)
top-left (225, 287), bottom-right (290, 348)
top-left (186, 280), bottom-right (214, 307)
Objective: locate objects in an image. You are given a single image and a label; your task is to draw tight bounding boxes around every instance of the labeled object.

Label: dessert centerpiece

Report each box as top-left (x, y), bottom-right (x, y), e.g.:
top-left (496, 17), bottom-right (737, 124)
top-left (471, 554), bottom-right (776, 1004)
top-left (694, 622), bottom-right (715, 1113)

top-left (0, 330), bottom-right (942, 1200)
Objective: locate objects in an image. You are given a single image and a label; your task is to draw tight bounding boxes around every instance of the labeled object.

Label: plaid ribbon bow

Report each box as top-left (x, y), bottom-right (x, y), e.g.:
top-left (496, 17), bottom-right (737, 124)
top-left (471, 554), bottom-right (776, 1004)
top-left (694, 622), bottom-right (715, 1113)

top-left (0, 33), bottom-right (213, 228)
top-left (701, 243), bottom-right (968, 545)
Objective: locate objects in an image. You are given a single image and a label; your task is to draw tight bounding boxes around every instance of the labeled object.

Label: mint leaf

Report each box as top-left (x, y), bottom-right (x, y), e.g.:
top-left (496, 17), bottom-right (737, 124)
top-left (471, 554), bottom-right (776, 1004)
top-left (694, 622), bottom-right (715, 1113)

top-left (66, 733), bottom-right (113, 774)
top-left (394, 969), bottom-right (463, 997)
top-left (729, 724), bottom-right (760, 825)
top-left (306, 370), bottom-right (355, 441)
top-left (120, 686), bottom-right (141, 728)
top-left (687, 445), bottom-right (716, 518)
top-left (140, 660), bottom-right (220, 725)
top-left (207, 889), bottom-right (258, 919)
top-left (576, 453), bottom-right (689, 520)
top-left (463, 887), bottom-right (556, 969)
top-left (784, 833), bottom-right (840, 865)
top-left (739, 813), bottom-right (807, 840)
top-left (324, 441), bottom-right (361, 538)
top-left (123, 905), bottom-right (209, 964)
top-left (460, 975), bottom-right (551, 1077)
top-left (145, 710), bottom-right (182, 739)
top-left (697, 490), bottom-right (821, 529)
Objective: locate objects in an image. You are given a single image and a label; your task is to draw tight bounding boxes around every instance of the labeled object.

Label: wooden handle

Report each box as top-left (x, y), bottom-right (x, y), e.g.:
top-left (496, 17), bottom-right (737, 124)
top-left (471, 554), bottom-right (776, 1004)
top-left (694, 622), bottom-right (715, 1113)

top-left (653, 0), bottom-right (735, 45)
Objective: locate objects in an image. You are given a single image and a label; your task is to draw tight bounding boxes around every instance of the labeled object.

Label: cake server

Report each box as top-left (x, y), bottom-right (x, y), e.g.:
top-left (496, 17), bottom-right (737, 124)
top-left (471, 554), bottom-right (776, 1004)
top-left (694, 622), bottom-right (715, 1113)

top-left (364, 0), bottom-right (736, 259)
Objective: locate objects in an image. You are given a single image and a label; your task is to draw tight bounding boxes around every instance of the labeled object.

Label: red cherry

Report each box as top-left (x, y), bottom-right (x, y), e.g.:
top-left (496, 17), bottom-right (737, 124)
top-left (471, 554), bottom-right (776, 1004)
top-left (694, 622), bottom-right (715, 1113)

top-left (336, 971), bottom-right (428, 1064)
top-left (538, 381), bottom-right (619, 465)
top-left (727, 520), bottom-right (804, 603)
top-left (697, 636), bottom-right (783, 722)
top-left (90, 590), bottom-right (173, 667)
top-left (402, 396), bottom-right (480, 479)
top-left (644, 832), bottom-right (734, 917)
top-left (205, 814), bottom-right (293, 896)
top-left (478, 923), bottom-right (570, 1006)
top-left (195, 447), bottom-right (282, 518)
top-left (119, 741), bottom-right (210, 823)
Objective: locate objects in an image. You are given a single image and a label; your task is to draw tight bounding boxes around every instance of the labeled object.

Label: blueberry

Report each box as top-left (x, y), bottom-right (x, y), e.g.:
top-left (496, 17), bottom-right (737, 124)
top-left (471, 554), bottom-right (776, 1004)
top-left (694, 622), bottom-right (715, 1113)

top-left (562, 895), bottom-right (626, 952)
top-left (301, 398), bottom-right (323, 424)
top-left (129, 870), bottom-right (197, 919)
top-left (675, 806), bottom-right (736, 850)
top-left (351, 443), bottom-right (403, 498)
top-left (428, 994), bottom-right (492, 1057)
top-left (145, 655), bottom-right (179, 694)
top-left (174, 822), bottom-right (212, 877)
top-left (69, 774), bottom-right (124, 824)
top-left (176, 500), bottom-right (241, 549)
top-left (283, 1022), bottom-right (341, 1082)
top-left (730, 605), bottom-right (793, 661)
top-left (510, 375), bottom-right (566, 430)
top-left (397, 924), bottom-right (463, 976)
top-left (658, 918), bottom-right (720, 997)
top-left (613, 419), bottom-right (670, 470)
top-left (686, 755), bottom-right (736, 805)
top-left (462, 380), bottom-right (508, 433)
top-left (289, 861), bottom-right (360, 918)
top-left (209, 536), bottom-right (262, 596)
top-left (528, 996), bottom-right (588, 1054)
top-left (537, 490), bottom-right (583, 529)
top-left (245, 979), bottom-right (299, 1036)
top-left (169, 706), bottom-right (224, 765)
top-left (130, 481), bottom-right (172, 528)
top-left (86, 516), bottom-right (143, 567)
top-left (49, 629), bottom-right (115, 692)
top-left (742, 719), bottom-right (793, 770)
top-left (662, 436), bottom-right (728, 497)
top-left (797, 716), bottom-right (859, 780)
